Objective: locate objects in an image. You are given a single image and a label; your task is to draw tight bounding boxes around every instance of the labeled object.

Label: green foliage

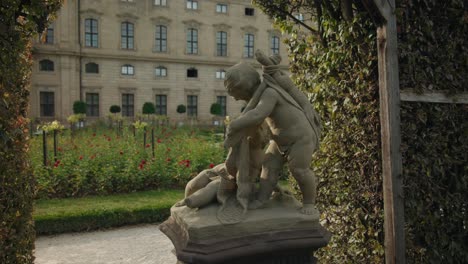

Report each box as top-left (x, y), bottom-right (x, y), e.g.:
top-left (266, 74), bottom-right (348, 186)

top-left (397, 1), bottom-right (467, 262)
top-left (73, 100), bottom-right (87, 114)
top-left (0, 1), bottom-right (62, 263)
top-left (255, 0), bottom-right (467, 263)
top-left (397, 0), bottom-right (467, 94)
top-left (30, 126), bottom-right (224, 198)
top-left (142, 102), bottom-right (156, 115)
top-left (210, 103), bottom-right (222, 116)
top-left (401, 103), bottom-right (468, 263)
top-left (34, 190), bottom-right (183, 235)
top-left (177, 104), bottom-right (186, 114)
top-left (109, 105), bottom-right (121, 114)
top-left (254, 1), bottom-right (383, 262)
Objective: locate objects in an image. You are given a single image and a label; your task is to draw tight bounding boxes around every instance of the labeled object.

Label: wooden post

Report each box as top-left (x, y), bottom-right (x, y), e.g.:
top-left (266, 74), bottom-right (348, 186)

top-left (374, 0), bottom-right (406, 262)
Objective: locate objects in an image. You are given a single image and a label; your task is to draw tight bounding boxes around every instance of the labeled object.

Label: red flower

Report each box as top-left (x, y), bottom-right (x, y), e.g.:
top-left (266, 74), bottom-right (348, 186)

top-left (146, 143), bottom-right (150, 148)
top-left (53, 160), bottom-right (61, 168)
top-left (120, 151), bottom-right (123, 155)
top-left (209, 163), bottom-right (215, 168)
top-left (138, 164), bottom-right (144, 170)
top-left (57, 147), bottom-right (62, 152)
top-left (141, 160), bottom-right (146, 165)
top-left (107, 138), bottom-right (111, 142)
top-left (90, 154), bottom-right (96, 160)
top-left (166, 148), bottom-right (171, 152)
top-left (166, 158), bottom-right (171, 162)
top-left (157, 138), bottom-right (162, 143)
top-left (79, 156), bottom-right (83, 160)
top-left (92, 133), bottom-right (96, 137)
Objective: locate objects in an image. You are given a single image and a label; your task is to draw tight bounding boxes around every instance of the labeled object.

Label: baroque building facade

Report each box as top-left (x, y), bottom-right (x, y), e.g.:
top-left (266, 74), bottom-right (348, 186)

top-left (30, 0), bottom-right (289, 124)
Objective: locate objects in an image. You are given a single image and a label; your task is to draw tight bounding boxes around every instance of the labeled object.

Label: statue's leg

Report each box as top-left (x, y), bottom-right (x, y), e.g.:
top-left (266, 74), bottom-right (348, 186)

top-left (249, 142), bottom-right (284, 209)
top-left (184, 169), bottom-right (213, 198)
top-left (287, 142), bottom-right (317, 215)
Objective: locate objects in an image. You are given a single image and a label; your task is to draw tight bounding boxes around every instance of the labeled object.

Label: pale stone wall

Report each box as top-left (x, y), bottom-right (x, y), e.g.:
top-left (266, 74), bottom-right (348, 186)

top-left (30, 0), bottom-right (289, 125)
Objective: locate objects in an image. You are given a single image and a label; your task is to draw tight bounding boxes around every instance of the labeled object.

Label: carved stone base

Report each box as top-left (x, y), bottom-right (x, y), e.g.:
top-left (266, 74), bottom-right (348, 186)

top-left (159, 194), bottom-right (330, 264)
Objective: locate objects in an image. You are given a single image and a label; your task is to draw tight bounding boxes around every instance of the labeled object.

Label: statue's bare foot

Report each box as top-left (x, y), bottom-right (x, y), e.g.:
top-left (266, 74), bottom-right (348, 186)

top-left (174, 199), bottom-right (186, 207)
top-left (300, 204), bottom-right (317, 215)
top-left (248, 199), bottom-right (265, 209)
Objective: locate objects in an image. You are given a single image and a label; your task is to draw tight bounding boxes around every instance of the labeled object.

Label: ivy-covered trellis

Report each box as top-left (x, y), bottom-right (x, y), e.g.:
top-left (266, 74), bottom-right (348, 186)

top-left (254, 0), bottom-right (467, 263)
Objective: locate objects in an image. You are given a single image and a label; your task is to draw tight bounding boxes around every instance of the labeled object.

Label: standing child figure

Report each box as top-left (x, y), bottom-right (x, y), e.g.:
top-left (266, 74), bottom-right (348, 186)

top-left (224, 50), bottom-right (322, 215)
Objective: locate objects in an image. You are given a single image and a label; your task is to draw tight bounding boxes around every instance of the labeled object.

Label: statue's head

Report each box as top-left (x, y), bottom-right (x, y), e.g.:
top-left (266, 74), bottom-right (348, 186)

top-left (224, 62), bottom-right (260, 101)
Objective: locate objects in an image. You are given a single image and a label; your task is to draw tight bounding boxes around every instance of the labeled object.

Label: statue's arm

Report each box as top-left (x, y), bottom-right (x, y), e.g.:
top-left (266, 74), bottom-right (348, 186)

top-left (230, 88), bottom-right (277, 131)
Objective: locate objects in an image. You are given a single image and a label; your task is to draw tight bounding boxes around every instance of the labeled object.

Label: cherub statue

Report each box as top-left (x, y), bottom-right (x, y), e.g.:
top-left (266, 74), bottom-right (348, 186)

top-left (224, 50), bottom-right (322, 215)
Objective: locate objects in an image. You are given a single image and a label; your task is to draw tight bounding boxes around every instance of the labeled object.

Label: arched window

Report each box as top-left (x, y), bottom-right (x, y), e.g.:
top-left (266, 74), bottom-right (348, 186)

top-left (155, 25), bottom-right (167, 52)
top-left (187, 67), bottom-right (198, 78)
top-left (85, 62), bottom-right (99, 73)
top-left (121, 22), bottom-right (134, 49)
top-left (39, 59), bottom-right (54, 71)
top-left (216, 69), bottom-right (225, 79)
top-left (121, 64), bottom-right (134, 75)
top-left (155, 66), bottom-right (167, 77)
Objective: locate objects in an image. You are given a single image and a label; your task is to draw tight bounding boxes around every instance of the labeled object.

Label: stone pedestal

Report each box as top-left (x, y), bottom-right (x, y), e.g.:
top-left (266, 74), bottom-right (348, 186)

top-left (159, 194), bottom-right (330, 264)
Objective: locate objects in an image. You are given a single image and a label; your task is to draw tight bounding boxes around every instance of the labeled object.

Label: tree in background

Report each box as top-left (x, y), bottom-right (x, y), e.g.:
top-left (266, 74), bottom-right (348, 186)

top-left (0, 1), bottom-right (63, 263)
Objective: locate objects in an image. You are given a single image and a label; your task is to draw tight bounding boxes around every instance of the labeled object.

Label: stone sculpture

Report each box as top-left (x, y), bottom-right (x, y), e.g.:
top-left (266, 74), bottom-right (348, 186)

top-left (160, 50), bottom-right (328, 263)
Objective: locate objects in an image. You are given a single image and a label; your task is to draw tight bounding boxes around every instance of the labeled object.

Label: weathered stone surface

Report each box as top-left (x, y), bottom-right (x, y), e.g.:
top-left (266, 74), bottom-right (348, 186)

top-left (160, 194), bottom-right (330, 264)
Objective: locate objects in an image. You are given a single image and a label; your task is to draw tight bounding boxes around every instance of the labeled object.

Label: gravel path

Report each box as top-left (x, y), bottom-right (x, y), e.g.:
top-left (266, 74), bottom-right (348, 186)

top-left (35, 224), bottom-right (177, 264)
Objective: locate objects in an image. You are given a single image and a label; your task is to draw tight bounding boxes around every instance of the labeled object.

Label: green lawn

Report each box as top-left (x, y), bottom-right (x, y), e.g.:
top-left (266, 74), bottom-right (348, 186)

top-left (34, 189), bottom-right (184, 235)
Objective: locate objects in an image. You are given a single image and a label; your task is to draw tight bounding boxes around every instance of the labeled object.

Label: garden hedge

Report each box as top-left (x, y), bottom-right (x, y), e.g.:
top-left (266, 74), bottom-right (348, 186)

top-left (0, 1), bottom-right (62, 263)
top-left (254, 0), bottom-right (467, 263)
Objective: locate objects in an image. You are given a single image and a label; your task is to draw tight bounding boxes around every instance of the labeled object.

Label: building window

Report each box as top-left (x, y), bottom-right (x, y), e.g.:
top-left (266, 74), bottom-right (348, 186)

top-left (39, 59), bottom-right (54, 71)
top-left (271, 36), bottom-right (280, 55)
top-left (216, 31), bottom-right (227, 56)
top-left (186, 28), bottom-right (198, 54)
top-left (85, 62), bottom-right (99, 74)
top-left (245, 8), bottom-right (254, 16)
top-left (40, 91), bottom-right (54, 117)
top-left (45, 25), bottom-right (54, 44)
top-left (155, 66), bottom-right (167, 77)
top-left (86, 93), bottom-right (99, 117)
top-left (244, 33), bottom-right (254, 58)
top-left (121, 22), bottom-right (134, 49)
top-left (217, 96), bottom-right (227, 116)
top-left (187, 95), bottom-right (198, 117)
top-left (216, 3), bottom-right (227, 13)
top-left (186, 0), bottom-right (198, 10)
top-left (187, 68), bottom-right (198, 78)
top-left (122, 93), bottom-right (134, 117)
top-left (121, 64), bottom-right (134, 75)
top-left (155, 25), bottom-right (167, 52)
top-left (216, 69), bottom-right (225, 79)
top-left (85, 19), bottom-right (98, 47)
top-left (294, 13), bottom-right (304, 22)
top-left (155, 95), bottom-right (167, 115)
top-left (154, 0), bottom-right (167, 6)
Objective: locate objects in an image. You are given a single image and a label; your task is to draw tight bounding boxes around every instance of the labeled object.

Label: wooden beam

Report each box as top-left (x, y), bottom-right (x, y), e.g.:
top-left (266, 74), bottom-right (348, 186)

top-left (376, 0), bottom-right (406, 263)
top-left (400, 89), bottom-right (468, 104)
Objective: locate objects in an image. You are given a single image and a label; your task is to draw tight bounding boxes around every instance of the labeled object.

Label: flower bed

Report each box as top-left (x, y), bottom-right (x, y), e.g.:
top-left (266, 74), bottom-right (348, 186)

top-left (30, 125), bottom-right (225, 199)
